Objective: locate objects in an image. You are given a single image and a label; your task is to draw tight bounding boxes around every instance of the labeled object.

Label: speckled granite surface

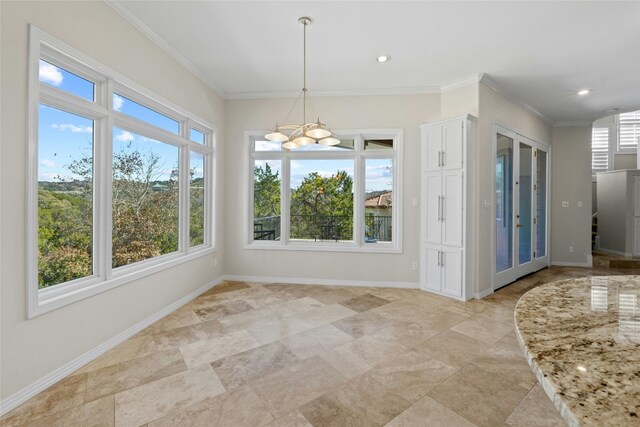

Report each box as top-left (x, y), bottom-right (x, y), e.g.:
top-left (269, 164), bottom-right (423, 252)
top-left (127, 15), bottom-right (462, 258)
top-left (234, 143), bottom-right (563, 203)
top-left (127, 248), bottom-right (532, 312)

top-left (515, 276), bottom-right (640, 427)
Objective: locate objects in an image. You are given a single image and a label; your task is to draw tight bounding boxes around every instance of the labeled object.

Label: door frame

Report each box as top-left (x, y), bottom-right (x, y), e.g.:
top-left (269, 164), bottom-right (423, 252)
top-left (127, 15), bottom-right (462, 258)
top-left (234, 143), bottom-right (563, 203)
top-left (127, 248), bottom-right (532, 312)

top-left (492, 121), bottom-right (551, 291)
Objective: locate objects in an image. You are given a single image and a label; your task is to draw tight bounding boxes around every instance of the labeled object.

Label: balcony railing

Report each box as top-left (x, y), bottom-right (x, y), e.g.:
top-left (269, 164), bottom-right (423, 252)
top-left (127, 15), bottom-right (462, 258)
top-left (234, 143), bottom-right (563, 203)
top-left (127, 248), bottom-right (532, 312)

top-left (253, 214), bottom-right (392, 243)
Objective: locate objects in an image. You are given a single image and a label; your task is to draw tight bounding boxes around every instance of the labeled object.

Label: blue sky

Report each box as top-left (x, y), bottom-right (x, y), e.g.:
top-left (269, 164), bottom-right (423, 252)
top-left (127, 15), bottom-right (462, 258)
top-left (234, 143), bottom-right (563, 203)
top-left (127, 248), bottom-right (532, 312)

top-left (38, 61), bottom-right (190, 182)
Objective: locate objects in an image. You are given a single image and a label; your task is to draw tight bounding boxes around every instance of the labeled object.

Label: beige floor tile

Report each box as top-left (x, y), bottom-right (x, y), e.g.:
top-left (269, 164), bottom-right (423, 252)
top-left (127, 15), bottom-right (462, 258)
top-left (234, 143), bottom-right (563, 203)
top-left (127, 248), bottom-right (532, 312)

top-left (470, 340), bottom-right (537, 389)
top-left (477, 304), bottom-right (516, 324)
top-left (331, 311), bottom-right (393, 338)
top-left (280, 324), bottom-right (354, 359)
top-left (368, 349), bottom-right (458, 403)
top-left (204, 280), bottom-right (251, 296)
top-left (318, 344), bottom-right (373, 379)
top-left (338, 335), bottom-right (399, 367)
top-left (505, 384), bottom-right (565, 427)
top-left (451, 314), bottom-right (514, 344)
top-left (84, 349), bottom-right (187, 402)
top-left (385, 395), bottom-right (477, 427)
top-left (193, 299), bottom-right (254, 321)
top-left (413, 330), bottom-right (491, 368)
top-left (73, 335), bottom-right (157, 375)
top-left (251, 356), bottom-right (346, 419)
top-left (0, 374), bottom-right (87, 426)
top-left (368, 321), bottom-right (440, 351)
top-left (299, 303), bottom-right (357, 327)
top-left (369, 299), bottom-right (428, 322)
top-left (136, 310), bottom-right (201, 336)
top-left (248, 316), bottom-right (315, 345)
top-left (309, 288), bottom-right (359, 304)
top-left (219, 306), bottom-right (283, 331)
top-left (300, 373), bottom-right (411, 426)
top-left (114, 364), bottom-right (225, 427)
top-left (149, 386), bottom-right (274, 427)
top-left (339, 293), bottom-right (391, 312)
top-left (26, 395), bottom-right (114, 427)
top-left (269, 297), bottom-right (325, 317)
top-left (267, 410), bottom-right (313, 427)
top-left (179, 329), bottom-right (261, 368)
top-left (212, 341), bottom-right (300, 389)
top-left (152, 320), bottom-right (224, 351)
top-left (428, 364), bottom-right (529, 427)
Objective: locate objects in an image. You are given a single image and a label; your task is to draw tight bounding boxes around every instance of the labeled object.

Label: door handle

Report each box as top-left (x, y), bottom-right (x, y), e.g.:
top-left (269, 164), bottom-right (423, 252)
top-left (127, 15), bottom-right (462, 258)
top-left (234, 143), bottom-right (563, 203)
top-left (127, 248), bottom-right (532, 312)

top-left (516, 223), bottom-right (524, 228)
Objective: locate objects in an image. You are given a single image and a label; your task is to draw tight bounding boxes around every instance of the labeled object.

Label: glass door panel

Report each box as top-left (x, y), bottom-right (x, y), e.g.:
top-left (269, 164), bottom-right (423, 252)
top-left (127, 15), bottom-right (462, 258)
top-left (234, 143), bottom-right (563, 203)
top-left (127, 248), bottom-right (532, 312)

top-left (536, 150), bottom-right (548, 258)
top-left (496, 134), bottom-right (513, 273)
top-left (518, 142), bottom-right (532, 265)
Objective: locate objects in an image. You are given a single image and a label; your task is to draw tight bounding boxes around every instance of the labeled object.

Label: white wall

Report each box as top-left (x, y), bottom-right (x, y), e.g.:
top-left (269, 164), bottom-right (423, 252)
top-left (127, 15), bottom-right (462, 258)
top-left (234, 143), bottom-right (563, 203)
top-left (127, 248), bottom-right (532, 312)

top-left (477, 83), bottom-right (553, 293)
top-left (223, 94), bottom-right (440, 284)
top-left (0, 1), bottom-right (225, 401)
top-left (550, 126), bottom-right (592, 265)
top-left (441, 83), bottom-right (479, 119)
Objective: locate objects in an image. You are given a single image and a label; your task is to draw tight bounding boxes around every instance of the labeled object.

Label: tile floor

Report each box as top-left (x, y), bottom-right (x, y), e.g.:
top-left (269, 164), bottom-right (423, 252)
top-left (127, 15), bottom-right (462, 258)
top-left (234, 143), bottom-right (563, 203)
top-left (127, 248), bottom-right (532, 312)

top-left (2, 265), bottom-right (638, 427)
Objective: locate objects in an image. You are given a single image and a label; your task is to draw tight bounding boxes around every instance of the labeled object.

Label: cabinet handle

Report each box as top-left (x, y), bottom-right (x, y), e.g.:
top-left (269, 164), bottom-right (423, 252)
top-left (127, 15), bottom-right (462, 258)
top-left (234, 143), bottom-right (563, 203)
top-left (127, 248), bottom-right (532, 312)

top-left (441, 251), bottom-right (445, 267)
top-left (437, 250), bottom-right (441, 266)
top-left (438, 151), bottom-right (442, 167)
top-left (441, 195), bottom-right (445, 222)
top-left (441, 151), bottom-right (445, 167)
top-left (437, 196), bottom-right (442, 222)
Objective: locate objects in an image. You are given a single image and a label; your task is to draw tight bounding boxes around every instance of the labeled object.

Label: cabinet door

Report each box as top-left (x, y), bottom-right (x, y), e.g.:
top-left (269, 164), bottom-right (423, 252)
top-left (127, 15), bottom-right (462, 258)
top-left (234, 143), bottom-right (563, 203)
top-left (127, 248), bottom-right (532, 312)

top-left (442, 120), bottom-right (464, 170)
top-left (424, 126), bottom-right (443, 172)
top-left (423, 245), bottom-right (442, 291)
top-left (441, 246), bottom-right (463, 298)
top-left (442, 170), bottom-right (463, 247)
top-left (424, 172), bottom-right (442, 244)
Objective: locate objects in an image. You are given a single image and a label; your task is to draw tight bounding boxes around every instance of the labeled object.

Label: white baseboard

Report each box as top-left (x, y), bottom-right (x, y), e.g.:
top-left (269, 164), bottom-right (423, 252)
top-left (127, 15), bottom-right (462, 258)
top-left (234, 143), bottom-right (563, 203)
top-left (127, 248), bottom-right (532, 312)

top-left (551, 261), bottom-right (592, 267)
top-left (0, 276), bottom-right (224, 417)
top-left (474, 288), bottom-right (494, 299)
top-left (222, 274), bottom-right (419, 289)
top-left (596, 248), bottom-right (633, 258)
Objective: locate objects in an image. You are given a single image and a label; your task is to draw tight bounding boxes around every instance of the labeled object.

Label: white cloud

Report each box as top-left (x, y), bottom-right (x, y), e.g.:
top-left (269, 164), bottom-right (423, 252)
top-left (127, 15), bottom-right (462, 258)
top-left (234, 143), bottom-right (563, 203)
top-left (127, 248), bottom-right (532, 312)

top-left (52, 123), bottom-right (93, 133)
top-left (113, 94), bottom-right (124, 111)
top-left (40, 159), bottom-right (59, 168)
top-left (290, 160), bottom-right (302, 170)
top-left (116, 130), bottom-right (134, 142)
top-left (39, 61), bottom-right (63, 86)
top-left (255, 140), bottom-right (281, 151)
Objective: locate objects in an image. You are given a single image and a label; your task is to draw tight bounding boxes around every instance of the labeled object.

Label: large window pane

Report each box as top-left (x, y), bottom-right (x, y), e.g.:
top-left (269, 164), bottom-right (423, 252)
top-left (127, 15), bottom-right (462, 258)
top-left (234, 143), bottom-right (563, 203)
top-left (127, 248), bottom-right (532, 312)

top-left (536, 150), bottom-right (547, 257)
top-left (39, 60), bottom-right (95, 101)
top-left (290, 159), bottom-right (354, 242)
top-left (518, 142), bottom-right (532, 265)
top-left (37, 104), bottom-right (94, 288)
top-left (190, 152), bottom-right (205, 246)
top-left (113, 93), bottom-right (180, 134)
top-left (253, 160), bottom-right (281, 241)
top-left (365, 159), bottom-right (393, 243)
top-left (254, 139), bottom-right (282, 152)
top-left (112, 128), bottom-right (179, 267)
top-left (496, 133), bottom-right (513, 273)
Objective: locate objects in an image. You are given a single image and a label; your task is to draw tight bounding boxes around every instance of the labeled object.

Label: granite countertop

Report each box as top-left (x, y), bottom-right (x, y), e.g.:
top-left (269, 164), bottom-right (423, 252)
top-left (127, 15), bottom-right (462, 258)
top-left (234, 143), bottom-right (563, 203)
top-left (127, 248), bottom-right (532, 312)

top-left (514, 275), bottom-right (640, 427)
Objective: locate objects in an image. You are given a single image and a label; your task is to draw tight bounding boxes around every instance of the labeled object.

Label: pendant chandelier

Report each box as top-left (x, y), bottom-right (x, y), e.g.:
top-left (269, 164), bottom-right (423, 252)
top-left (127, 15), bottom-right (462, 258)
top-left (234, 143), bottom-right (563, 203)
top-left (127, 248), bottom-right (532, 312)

top-left (264, 17), bottom-right (340, 149)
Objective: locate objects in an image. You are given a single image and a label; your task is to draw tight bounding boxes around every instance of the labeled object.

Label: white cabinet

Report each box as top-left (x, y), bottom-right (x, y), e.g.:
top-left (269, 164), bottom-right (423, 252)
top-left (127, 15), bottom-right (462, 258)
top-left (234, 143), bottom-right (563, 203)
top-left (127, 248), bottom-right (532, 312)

top-left (420, 115), bottom-right (476, 301)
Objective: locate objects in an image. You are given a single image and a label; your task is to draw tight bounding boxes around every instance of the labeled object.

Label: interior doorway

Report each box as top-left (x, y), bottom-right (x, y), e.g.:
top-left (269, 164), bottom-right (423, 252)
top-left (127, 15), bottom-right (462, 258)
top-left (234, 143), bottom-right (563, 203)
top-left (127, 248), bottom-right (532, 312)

top-left (493, 125), bottom-right (550, 290)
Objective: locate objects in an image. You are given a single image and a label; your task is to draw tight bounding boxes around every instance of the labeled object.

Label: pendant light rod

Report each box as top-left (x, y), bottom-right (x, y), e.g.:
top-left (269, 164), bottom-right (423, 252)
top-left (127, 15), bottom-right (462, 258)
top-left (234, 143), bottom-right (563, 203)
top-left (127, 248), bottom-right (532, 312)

top-left (299, 17), bottom-right (311, 125)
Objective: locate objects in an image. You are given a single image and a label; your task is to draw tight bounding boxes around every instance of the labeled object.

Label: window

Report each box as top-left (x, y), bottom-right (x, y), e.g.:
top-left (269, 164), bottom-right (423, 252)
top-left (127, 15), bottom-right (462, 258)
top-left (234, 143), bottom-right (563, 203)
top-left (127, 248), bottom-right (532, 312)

top-left (618, 110), bottom-right (640, 152)
top-left (28, 27), bottom-right (216, 317)
top-left (247, 130), bottom-right (402, 252)
top-left (591, 126), bottom-right (610, 175)
top-left (591, 109), bottom-right (640, 177)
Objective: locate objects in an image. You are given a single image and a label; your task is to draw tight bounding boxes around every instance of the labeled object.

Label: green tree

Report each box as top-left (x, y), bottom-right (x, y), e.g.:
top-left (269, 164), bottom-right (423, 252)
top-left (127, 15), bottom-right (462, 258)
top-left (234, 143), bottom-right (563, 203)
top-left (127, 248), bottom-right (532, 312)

top-left (253, 163), bottom-right (281, 218)
top-left (290, 170), bottom-right (353, 240)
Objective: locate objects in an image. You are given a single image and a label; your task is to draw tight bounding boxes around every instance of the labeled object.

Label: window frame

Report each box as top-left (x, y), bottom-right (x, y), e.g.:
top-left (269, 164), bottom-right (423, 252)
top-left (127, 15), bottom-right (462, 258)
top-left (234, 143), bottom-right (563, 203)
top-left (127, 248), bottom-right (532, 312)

top-left (616, 111), bottom-right (640, 154)
top-left (244, 129), bottom-right (403, 253)
top-left (591, 125), bottom-right (613, 180)
top-left (28, 26), bottom-right (217, 318)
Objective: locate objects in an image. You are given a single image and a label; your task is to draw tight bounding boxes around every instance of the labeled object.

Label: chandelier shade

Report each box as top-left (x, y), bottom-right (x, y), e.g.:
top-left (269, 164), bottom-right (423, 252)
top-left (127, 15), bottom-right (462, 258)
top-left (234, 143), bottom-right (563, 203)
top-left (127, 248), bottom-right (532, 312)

top-left (264, 17), bottom-right (337, 149)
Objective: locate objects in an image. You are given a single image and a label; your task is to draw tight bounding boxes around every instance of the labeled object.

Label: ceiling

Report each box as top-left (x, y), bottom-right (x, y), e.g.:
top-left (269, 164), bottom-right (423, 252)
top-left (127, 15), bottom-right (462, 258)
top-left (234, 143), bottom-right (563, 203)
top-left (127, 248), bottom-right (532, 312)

top-left (108, 1), bottom-right (640, 124)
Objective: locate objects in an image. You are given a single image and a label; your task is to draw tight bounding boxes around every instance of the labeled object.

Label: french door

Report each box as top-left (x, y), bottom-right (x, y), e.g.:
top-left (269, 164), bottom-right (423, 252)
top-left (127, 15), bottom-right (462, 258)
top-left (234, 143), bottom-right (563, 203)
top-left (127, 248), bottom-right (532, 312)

top-left (494, 125), bottom-right (550, 289)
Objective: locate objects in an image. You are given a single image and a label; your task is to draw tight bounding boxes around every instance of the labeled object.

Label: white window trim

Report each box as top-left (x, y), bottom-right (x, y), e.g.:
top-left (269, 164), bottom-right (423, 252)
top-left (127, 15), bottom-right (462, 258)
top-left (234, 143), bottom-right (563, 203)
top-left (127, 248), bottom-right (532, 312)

top-left (27, 26), bottom-right (218, 318)
top-left (243, 129), bottom-right (403, 254)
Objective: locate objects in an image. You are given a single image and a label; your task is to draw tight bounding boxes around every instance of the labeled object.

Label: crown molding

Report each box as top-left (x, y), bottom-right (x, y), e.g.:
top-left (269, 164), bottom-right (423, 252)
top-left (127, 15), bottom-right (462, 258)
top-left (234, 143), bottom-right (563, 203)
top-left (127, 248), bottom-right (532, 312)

top-left (553, 121), bottom-right (593, 127)
top-left (226, 85), bottom-right (441, 100)
top-left (479, 74), bottom-right (554, 125)
top-left (440, 74), bottom-right (484, 93)
top-left (104, 0), bottom-right (228, 99)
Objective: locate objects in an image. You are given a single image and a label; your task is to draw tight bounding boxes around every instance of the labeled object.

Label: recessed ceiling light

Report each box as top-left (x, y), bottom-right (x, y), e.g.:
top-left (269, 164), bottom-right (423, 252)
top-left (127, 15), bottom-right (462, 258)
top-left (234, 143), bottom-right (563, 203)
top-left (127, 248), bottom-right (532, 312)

top-left (577, 89), bottom-right (591, 96)
top-left (376, 55), bottom-right (391, 63)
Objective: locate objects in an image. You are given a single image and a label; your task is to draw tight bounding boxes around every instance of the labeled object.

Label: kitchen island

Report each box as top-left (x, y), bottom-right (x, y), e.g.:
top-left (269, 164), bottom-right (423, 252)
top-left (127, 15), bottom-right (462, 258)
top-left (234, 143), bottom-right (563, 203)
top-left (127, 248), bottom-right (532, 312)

top-left (514, 275), bottom-right (640, 426)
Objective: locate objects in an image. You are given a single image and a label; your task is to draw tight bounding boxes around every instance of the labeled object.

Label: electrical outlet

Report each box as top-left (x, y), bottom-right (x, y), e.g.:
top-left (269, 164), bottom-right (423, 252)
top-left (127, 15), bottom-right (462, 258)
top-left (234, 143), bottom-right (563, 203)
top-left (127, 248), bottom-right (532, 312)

top-left (562, 201), bottom-right (569, 208)
top-left (484, 199), bottom-right (491, 208)
top-left (412, 197), bottom-right (418, 207)
top-left (578, 201), bottom-right (583, 208)
top-left (412, 261), bottom-right (418, 270)
top-left (569, 246), bottom-right (574, 253)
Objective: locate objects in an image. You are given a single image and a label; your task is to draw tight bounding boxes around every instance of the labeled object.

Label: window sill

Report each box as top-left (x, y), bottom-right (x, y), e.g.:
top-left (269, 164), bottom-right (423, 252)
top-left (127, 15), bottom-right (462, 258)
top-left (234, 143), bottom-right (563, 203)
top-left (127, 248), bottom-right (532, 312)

top-left (29, 247), bottom-right (216, 318)
top-left (243, 241), bottom-right (401, 254)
